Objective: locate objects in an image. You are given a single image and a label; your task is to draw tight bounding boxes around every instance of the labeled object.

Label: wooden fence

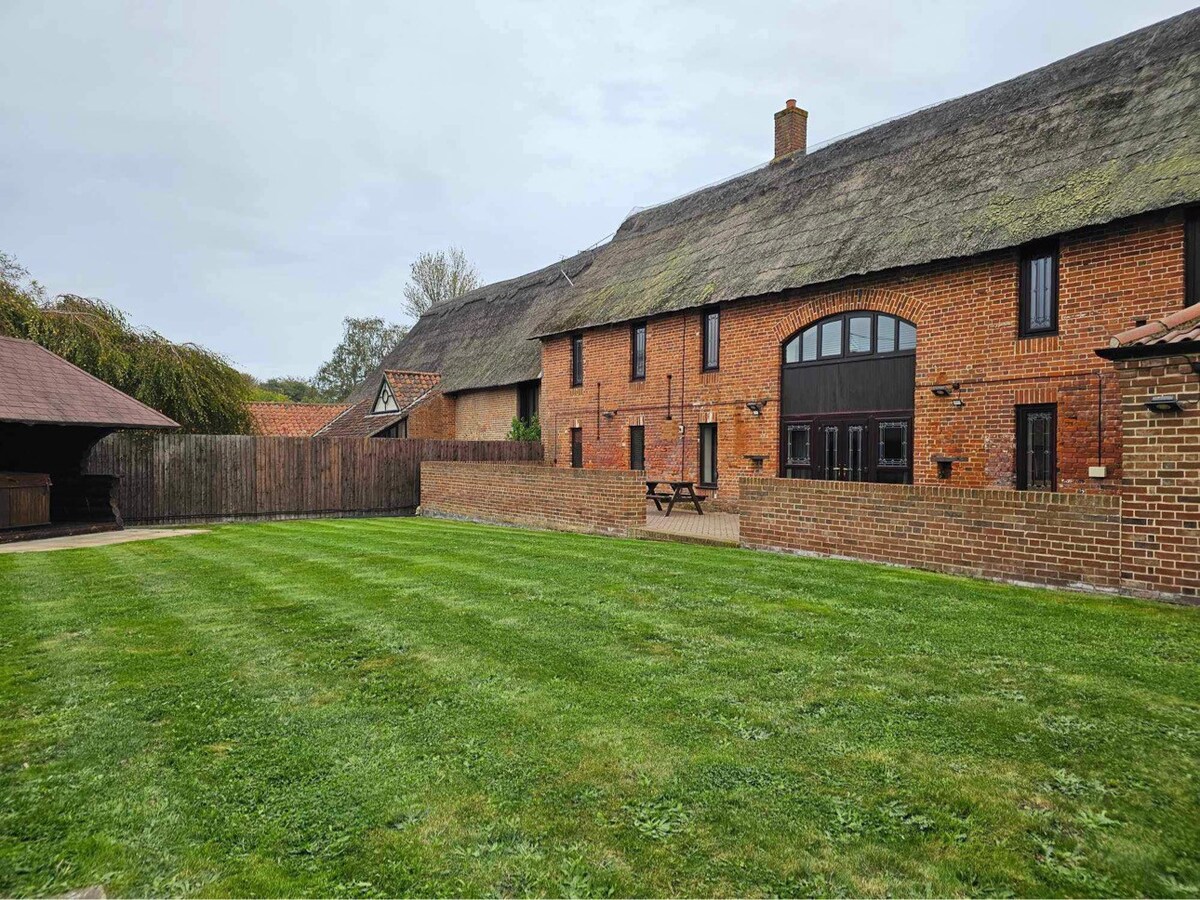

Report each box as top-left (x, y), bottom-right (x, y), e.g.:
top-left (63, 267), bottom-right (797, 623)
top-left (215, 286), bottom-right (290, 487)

top-left (86, 433), bottom-right (543, 524)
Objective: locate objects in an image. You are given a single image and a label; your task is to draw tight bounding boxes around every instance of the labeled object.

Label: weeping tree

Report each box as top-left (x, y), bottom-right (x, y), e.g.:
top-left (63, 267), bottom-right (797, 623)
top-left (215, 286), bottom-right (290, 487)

top-left (0, 252), bottom-right (253, 434)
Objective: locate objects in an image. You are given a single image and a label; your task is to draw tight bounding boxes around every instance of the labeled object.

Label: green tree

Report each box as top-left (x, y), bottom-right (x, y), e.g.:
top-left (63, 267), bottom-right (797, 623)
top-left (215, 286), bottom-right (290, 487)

top-left (263, 376), bottom-right (330, 403)
top-left (241, 373), bottom-right (330, 403)
top-left (0, 252), bottom-right (254, 434)
top-left (401, 247), bottom-right (481, 319)
top-left (312, 316), bottom-right (408, 401)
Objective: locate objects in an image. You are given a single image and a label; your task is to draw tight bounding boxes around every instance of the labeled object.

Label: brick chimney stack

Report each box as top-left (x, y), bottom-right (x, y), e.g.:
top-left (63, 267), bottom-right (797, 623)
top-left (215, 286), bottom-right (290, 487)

top-left (773, 99), bottom-right (808, 160)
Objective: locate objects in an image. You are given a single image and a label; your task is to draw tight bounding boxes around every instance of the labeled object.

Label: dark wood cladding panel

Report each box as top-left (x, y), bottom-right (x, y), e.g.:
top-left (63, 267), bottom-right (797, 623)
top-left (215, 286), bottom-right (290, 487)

top-left (782, 355), bottom-right (916, 416)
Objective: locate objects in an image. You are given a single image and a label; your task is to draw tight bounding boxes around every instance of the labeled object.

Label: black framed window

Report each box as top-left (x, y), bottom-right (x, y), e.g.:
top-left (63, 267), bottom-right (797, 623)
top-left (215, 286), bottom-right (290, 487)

top-left (1186, 207), bottom-right (1199, 307)
top-left (783, 311), bottom-right (916, 365)
top-left (629, 425), bottom-right (645, 470)
top-left (1019, 241), bottom-right (1059, 336)
top-left (702, 309), bottom-right (720, 371)
top-left (569, 427), bottom-right (583, 468)
top-left (517, 380), bottom-right (539, 423)
top-left (786, 423), bottom-right (810, 466)
top-left (698, 422), bottom-right (718, 486)
top-left (570, 335), bottom-right (584, 387)
top-left (631, 322), bottom-right (646, 380)
top-left (1016, 404), bottom-right (1056, 491)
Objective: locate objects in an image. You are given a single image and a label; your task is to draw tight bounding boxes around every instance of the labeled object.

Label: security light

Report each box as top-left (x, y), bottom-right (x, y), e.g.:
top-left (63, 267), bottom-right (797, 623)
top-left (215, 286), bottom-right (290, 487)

top-left (931, 385), bottom-right (953, 397)
top-left (1144, 395), bottom-right (1183, 413)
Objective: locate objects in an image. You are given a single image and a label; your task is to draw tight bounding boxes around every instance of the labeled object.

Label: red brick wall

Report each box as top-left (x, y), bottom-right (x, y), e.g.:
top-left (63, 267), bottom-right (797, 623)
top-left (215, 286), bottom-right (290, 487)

top-left (408, 393), bottom-right (456, 439)
top-left (739, 476), bottom-right (1122, 591)
top-left (540, 211), bottom-right (1186, 506)
top-left (454, 387), bottom-right (517, 440)
top-left (1115, 354), bottom-right (1200, 600)
top-left (419, 461), bottom-right (646, 536)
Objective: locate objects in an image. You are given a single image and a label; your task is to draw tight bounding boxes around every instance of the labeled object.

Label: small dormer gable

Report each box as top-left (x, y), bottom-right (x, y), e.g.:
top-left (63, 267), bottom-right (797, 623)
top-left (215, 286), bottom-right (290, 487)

top-left (372, 377), bottom-right (399, 414)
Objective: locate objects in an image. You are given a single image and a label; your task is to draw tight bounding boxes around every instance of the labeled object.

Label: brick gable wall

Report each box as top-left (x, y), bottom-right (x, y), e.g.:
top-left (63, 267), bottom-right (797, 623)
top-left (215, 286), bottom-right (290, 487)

top-left (454, 387), bottom-right (518, 440)
top-left (407, 393), bottom-right (456, 439)
top-left (539, 211), bottom-right (1187, 505)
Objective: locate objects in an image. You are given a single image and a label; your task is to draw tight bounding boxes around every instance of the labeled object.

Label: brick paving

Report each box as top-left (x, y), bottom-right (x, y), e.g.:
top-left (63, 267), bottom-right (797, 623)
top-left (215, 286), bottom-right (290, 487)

top-left (638, 502), bottom-right (740, 547)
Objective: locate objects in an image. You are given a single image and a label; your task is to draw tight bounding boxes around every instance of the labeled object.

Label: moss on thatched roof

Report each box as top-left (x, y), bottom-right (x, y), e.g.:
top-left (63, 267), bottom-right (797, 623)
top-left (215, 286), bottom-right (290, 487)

top-left (370, 8), bottom-right (1200, 392)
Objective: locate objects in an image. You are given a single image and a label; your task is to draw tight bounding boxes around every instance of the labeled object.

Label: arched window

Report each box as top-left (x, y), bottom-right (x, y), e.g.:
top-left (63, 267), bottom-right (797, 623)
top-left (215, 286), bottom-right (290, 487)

top-left (783, 311), bottom-right (916, 365)
top-left (779, 311), bottom-right (917, 484)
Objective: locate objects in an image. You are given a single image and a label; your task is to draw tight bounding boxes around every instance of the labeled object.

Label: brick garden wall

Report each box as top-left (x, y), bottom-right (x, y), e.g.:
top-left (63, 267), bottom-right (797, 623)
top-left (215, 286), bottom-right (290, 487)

top-left (454, 387), bottom-right (518, 441)
top-left (1115, 354), bottom-right (1200, 600)
top-left (420, 461), bottom-right (647, 537)
top-left (539, 211), bottom-right (1187, 505)
top-left (739, 476), bottom-right (1123, 592)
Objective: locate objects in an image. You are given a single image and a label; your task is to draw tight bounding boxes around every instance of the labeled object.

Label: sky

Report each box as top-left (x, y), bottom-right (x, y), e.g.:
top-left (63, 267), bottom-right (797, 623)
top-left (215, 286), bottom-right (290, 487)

top-left (1, 1), bottom-right (1194, 379)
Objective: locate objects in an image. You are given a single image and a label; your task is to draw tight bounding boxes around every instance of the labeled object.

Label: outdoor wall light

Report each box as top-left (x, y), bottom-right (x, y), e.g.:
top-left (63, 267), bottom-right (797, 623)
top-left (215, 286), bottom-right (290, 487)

top-left (1144, 394), bottom-right (1184, 413)
top-left (745, 398), bottom-right (770, 416)
top-left (951, 398), bottom-right (966, 408)
top-left (931, 385), bottom-right (953, 397)
top-left (601, 410), bottom-right (617, 420)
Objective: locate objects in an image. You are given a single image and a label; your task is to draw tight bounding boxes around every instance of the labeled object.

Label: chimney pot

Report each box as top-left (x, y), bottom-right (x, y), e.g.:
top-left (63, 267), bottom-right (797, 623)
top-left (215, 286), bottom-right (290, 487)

top-left (773, 99), bottom-right (808, 161)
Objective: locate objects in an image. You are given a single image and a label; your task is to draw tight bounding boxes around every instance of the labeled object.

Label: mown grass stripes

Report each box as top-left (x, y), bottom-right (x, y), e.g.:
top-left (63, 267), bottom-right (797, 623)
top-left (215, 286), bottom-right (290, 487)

top-left (1, 517), bottom-right (1197, 897)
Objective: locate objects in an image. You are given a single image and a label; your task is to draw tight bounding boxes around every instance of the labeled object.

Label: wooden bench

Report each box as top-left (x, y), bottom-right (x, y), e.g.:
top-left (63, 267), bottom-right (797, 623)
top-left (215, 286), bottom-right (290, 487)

top-left (645, 480), bottom-right (707, 516)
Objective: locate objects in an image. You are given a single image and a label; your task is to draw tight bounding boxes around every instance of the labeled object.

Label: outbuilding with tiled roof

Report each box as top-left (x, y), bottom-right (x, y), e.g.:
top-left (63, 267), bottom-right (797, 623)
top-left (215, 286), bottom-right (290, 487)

top-left (0, 336), bottom-right (178, 538)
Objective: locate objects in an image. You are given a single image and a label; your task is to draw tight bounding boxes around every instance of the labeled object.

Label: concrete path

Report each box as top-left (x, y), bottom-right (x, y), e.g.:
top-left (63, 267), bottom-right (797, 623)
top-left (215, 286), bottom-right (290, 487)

top-left (0, 527), bottom-right (208, 554)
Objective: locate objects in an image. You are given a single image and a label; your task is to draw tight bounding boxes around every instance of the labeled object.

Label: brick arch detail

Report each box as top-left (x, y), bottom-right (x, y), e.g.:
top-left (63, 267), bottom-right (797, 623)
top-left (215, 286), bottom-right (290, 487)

top-left (771, 289), bottom-right (926, 342)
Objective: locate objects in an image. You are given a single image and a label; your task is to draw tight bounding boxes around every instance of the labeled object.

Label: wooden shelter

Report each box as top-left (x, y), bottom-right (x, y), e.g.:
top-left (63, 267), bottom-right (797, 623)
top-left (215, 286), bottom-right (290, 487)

top-left (0, 336), bottom-right (178, 539)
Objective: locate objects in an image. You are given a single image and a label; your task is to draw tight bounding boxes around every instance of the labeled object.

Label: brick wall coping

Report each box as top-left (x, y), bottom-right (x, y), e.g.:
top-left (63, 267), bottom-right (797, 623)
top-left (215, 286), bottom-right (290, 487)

top-left (739, 475), bottom-right (1120, 509)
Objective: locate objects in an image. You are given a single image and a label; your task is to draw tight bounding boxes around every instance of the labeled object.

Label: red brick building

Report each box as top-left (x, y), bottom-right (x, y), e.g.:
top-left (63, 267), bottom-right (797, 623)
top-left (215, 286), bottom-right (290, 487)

top-left (530, 13), bottom-right (1199, 515)
top-left (387, 11), bottom-right (1198, 597)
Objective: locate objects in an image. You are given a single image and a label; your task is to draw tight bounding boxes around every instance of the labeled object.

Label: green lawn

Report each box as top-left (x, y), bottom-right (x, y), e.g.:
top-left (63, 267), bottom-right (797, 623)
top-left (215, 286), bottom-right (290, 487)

top-left (1, 518), bottom-right (1198, 898)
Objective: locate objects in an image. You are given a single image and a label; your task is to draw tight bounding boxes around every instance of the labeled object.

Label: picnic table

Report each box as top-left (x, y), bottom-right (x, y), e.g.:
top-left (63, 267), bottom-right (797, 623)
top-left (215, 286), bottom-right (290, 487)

top-left (645, 479), bottom-right (706, 516)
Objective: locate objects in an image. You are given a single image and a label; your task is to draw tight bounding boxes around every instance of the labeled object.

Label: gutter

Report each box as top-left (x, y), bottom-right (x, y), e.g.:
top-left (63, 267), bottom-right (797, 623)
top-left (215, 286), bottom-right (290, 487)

top-left (1094, 339), bottom-right (1200, 361)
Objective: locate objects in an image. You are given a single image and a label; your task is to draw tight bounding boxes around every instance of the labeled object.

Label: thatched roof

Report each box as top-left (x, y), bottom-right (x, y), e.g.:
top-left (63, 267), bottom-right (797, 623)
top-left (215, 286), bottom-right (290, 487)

top-left (351, 253), bottom-right (593, 399)
top-left (365, 8), bottom-right (1199, 391)
top-left (533, 8), bottom-right (1200, 336)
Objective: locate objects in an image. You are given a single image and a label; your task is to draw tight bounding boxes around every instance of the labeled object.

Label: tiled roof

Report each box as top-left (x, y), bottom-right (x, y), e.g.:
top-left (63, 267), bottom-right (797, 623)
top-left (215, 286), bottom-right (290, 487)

top-left (247, 402), bottom-right (351, 436)
top-left (0, 335), bottom-right (179, 429)
top-left (1098, 304), bottom-right (1200, 358)
top-left (318, 370), bottom-right (440, 437)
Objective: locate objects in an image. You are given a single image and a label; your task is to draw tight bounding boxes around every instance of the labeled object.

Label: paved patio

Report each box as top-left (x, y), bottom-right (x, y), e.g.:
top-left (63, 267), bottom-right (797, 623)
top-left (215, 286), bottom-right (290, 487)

top-left (637, 502), bottom-right (740, 547)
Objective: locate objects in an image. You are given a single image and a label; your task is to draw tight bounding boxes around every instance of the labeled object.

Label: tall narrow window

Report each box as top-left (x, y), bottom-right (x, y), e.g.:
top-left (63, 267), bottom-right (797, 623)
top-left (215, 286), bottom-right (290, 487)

top-left (1019, 241), bottom-right (1059, 336)
top-left (702, 309), bottom-right (720, 371)
top-left (631, 322), bottom-right (646, 380)
top-left (1186, 207), bottom-right (1199, 307)
top-left (570, 427), bottom-right (583, 468)
top-left (517, 381), bottom-right (539, 423)
top-left (698, 422), bottom-right (718, 486)
top-left (1016, 404), bottom-right (1056, 491)
top-left (570, 335), bottom-right (584, 387)
top-left (629, 425), bottom-right (645, 470)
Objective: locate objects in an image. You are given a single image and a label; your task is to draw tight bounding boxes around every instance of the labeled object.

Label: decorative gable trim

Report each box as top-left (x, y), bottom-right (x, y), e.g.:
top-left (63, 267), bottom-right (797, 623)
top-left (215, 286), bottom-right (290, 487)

top-left (373, 378), bottom-right (399, 414)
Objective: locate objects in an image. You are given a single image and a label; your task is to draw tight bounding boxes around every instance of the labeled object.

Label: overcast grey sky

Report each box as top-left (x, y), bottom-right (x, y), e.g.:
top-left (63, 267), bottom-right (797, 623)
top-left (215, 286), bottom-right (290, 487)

top-left (1, 1), bottom-right (1194, 377)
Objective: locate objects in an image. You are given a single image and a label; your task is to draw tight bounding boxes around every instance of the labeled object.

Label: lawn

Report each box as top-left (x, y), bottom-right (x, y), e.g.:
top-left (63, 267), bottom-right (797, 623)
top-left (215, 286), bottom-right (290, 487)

top-left (0, 518), bottom-right (1197, 898)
